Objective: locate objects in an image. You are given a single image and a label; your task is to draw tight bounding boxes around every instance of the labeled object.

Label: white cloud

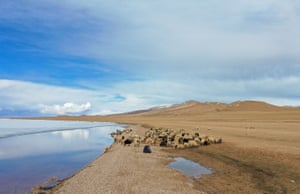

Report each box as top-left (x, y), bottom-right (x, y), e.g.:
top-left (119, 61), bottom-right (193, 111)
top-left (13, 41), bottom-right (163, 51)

top-left (1, 1), bottom-right (300, 116)
top-left (41, 102), bottom-right (91, 115)
top-left (52, 0), bottom-right (300, 76)
top-left (3, 1), bottom-right (300, 80)
top-left (1, 76), bottom-right (300, 117)
top-left (0, 79), bottom-right (97, 107)
top-left (0, 79), bottom-right (159, 115)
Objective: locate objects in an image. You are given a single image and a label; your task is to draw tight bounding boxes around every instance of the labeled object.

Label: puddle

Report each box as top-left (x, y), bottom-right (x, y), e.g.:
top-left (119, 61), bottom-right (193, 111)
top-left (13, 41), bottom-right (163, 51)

top-left (168, 157), bottom-right (212, 179)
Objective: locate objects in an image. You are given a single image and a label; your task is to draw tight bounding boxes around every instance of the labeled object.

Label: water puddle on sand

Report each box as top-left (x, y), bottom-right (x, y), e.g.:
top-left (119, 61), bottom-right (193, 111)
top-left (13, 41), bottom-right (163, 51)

top-left (168, 157), bottom-right (212, 181)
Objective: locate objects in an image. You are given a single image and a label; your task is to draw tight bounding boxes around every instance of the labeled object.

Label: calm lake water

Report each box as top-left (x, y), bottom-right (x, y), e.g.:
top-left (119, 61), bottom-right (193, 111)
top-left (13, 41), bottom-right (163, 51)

top-left (0, 119), bottom-right (123, 194)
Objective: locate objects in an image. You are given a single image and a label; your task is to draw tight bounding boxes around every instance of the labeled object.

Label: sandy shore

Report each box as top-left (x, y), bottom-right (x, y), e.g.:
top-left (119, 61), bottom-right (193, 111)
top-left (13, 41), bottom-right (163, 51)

top-left (52, 126), bottom-right (205, 194)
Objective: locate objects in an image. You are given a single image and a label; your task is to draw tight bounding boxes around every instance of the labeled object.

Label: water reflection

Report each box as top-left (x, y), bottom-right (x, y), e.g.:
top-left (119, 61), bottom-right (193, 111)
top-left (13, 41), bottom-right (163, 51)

top-left (0, 126), bottom-right (116, 160)
top-left (0, 119), bottom-right (114, 139)
top-left (0, 120), bottom-right (122, 194)
top-left (53, 129), bottom-right (90, 140)
top-left (168, 157), bottom-right (212, 179)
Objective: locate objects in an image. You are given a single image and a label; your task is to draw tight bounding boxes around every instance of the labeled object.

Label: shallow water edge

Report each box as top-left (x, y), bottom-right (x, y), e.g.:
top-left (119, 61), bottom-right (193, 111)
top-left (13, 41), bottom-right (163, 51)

top-left (0, 119), bottom-right (124, 194)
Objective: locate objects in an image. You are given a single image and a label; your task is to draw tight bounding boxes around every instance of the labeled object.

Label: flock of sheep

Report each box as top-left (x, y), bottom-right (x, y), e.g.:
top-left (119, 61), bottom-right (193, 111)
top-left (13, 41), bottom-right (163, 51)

top-left (110, 127), bottom-right (222, 149)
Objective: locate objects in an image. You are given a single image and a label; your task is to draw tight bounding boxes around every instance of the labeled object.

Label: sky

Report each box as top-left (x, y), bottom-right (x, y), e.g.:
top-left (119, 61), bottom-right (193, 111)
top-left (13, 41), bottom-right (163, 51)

top-left (0, 0), bottom-right (300, 116)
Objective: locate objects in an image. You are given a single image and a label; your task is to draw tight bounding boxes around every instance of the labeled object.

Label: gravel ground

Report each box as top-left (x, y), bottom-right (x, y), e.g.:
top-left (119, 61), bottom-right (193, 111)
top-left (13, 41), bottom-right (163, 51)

top-left (54, 128), bottom-right (205, 194)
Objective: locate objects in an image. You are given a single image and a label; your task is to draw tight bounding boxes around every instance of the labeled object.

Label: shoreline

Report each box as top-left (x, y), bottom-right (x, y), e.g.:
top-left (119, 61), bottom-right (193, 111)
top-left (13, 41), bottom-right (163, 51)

top-left (0, 119), bottom-right (123, 194)
top-left (31, 110), bottom-right (300, 193)
top-left (31, 123), bottom-right (132, 194)
top-left (43, 124), bottom-right (206, 194)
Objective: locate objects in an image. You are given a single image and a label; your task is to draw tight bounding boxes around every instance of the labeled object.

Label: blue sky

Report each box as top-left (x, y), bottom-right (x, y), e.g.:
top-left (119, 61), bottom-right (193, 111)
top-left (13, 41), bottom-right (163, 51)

top-left (1, 0), bottom-right (300, 116)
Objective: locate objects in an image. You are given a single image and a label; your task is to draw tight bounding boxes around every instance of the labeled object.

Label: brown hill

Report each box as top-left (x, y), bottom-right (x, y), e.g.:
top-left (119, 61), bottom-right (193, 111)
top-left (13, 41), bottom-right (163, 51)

top-left (123, 100), bottom-right (226, 116)
top-left (47, 100), bottom-right (300, 123)
top-left (224, 100), bottom-right (282, 111)
top-left (121, 100), bottom-right (295, 117)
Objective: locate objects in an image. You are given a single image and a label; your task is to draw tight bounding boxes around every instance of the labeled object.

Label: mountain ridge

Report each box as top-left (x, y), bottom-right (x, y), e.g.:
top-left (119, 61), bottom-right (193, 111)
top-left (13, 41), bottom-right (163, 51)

top-left (120, 100), bottom-right (299, 116)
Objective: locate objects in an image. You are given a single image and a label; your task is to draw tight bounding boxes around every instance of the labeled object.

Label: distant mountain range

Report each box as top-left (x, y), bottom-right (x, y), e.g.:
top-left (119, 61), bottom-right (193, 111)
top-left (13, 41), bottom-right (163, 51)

top-left (2, 100), bottom-right (299, 118)
top-left (119, 100), bottom-right (300, 116)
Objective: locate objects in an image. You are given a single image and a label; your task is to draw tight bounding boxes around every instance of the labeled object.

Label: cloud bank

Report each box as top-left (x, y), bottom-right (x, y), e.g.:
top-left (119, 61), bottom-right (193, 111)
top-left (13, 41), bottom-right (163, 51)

top-left (41, 102), bottom-right (91, 115)
top-left (1, 77), bottom-right (300, 117)
top-left (0, 1), bottom-right (300, 116)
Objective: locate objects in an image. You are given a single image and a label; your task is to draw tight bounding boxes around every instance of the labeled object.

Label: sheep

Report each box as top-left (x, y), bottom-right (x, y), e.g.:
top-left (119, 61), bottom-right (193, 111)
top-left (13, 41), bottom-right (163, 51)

top-left (145, 137), bottom-right (154, 145)
top-left (114, 135), bottom-right (123, 144)
top-left (159, 132), bottom-right (168, 138)
top-left (188, 140), bottom-right (199, 147)
top-left (111, 127), bottom-right (222, 150)
top-left (199, 134), bottom-right (208, 140)
top-left (194, 137), bottom-right (201, 145)
top-left (104, 146), bottom-right (109, 153)
top-left (116, 129), bottom-right (122, 135)
top-left (124, 138), bottom-right (133, 146)
top-left (215, 137), bottom-right (222, 144)
top-left (175, 144), bottom-right (185, 149)
top-left (200, 138), bottom-right (209, 145)
top-left (174, 135), bottom-right (184, 145)
top-left (208, 136), bottom-right (216, 144)
top-left (167, 133), bottom-right (176, 143)
top-left (183, 134), bottom-right (194, 143)
top-left (159, 137), bottom-right (168, 147)
top-left (133, 141), bottom-right (140, 147)
top-left (132, 137), bottom-right (141, 147)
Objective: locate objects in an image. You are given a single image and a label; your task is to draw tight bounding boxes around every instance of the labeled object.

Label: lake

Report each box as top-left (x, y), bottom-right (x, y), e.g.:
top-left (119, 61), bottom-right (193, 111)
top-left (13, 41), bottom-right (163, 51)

top-left (0, 119), bottom-right (122, 194)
